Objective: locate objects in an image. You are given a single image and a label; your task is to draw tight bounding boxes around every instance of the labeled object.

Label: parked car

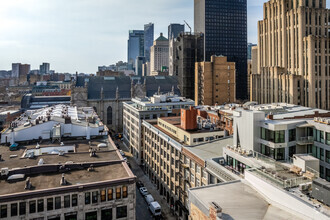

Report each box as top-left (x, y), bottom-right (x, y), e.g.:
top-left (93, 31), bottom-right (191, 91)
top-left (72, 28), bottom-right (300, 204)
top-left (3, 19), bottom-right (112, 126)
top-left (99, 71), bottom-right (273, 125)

top-left (136, 181), bottom-right (144, 188)
top-left (9, 143), bottom-right (19, 151)
top-left (144, 194), bottom-right (154, 205)
top-left (149, 201), bottom-right (161, 216)
top-left (139, 187), bottom-right (148, 196)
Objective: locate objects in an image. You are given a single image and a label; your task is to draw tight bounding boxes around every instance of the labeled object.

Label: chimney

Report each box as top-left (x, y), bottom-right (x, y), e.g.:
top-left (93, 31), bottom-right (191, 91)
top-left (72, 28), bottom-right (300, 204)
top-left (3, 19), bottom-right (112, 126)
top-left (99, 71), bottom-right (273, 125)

top-left (25, 177), bottom-right (32, 190)
top-left (60, 173), bottom-right (67, 186)
top-left (267, 114), bottom-right (274, 120)
top-left (181, 107), bottom-right (198, 130)
top-left (209, 202), bottom-right (222, 220)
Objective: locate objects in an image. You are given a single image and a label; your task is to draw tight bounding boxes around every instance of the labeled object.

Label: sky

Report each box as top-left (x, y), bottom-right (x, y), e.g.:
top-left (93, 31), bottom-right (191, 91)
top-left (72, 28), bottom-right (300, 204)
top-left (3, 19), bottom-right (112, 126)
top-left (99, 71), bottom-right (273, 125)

top-left (0, 0), bottom-right (328, 73)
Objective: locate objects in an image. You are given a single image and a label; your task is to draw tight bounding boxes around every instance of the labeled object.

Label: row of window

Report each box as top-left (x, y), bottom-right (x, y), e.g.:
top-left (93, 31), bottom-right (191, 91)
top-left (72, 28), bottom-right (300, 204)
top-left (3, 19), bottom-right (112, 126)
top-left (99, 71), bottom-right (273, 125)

top-left (261, 128), bottom-right (286, 143)
top-left (313, 129), bottom-right (330, 145)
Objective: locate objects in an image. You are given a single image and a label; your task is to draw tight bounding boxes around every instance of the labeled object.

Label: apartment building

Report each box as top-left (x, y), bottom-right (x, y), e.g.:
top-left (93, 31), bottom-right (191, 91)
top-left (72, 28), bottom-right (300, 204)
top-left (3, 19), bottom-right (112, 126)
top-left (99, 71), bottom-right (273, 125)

top-left (224, 103), bottom-right (330, 181)
top-left (195, 56), bottom-right (236, 106)
top-left (252, 0), bottom-right (330, 109)
top-left (123, 94), bottom-right (194, 164)
top-left (142, 107), bottom-right (238, 219)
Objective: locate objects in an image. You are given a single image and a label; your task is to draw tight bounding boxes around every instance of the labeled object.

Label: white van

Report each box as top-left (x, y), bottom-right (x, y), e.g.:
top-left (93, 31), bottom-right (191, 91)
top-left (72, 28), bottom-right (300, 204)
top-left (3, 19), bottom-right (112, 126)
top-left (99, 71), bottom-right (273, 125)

top-left (149, 201), bottom-right (161, 216)
top-left (144, 194), bottom-right (154, 205)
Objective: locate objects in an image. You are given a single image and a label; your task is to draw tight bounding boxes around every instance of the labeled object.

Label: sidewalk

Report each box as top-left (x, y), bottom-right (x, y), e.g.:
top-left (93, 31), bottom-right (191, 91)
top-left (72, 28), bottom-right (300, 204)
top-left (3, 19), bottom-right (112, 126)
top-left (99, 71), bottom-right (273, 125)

top-left (117, 141), bottom-right (176, 220)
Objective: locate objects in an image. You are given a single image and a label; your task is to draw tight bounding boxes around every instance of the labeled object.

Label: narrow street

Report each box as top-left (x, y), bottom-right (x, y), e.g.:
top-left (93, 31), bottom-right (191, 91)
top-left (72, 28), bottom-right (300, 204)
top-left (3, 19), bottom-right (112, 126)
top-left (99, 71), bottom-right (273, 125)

top-left (116, 140), bottom-right (177, 220)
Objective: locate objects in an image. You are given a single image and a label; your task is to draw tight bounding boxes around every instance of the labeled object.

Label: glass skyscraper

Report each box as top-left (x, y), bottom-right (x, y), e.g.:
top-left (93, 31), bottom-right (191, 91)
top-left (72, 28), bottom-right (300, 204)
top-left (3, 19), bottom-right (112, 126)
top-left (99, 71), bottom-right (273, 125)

top-left (127, 30), bottom-right (144, 68)
top-left (194, 0), bottom-right (247, 100)
top-left (144, 23), bottom-right (154, 62)
top-left (168, 23), bottom-right (185, 40)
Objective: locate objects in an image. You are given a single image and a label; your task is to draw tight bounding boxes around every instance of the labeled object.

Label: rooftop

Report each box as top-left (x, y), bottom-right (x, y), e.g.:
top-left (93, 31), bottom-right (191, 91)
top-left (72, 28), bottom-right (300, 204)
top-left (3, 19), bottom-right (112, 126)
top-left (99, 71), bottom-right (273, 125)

top-left (189, 180), bottom-right (302, 220)
top-left (0, 136), bottom-right (134, 199)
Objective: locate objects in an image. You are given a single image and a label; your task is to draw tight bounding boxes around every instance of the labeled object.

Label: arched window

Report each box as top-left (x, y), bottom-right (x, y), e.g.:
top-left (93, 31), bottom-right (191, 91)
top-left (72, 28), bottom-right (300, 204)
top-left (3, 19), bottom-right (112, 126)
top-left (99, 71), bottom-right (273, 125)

top-left (107, 106), bottom-right (112, 125)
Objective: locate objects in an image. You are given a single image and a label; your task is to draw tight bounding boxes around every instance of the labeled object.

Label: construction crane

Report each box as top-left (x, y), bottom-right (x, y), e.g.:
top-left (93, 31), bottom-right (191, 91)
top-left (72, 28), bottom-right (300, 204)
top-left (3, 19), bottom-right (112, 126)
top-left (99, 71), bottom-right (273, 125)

top-left (184, 20), bottom-right (192, 34)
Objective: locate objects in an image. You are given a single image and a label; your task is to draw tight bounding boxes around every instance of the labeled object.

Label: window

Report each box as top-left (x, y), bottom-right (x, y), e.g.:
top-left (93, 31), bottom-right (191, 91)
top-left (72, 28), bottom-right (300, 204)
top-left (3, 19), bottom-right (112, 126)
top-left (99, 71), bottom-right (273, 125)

top-left (29, 201), bottom-right (36, 214)
top-left (0, 205), bottom-right (7, 218)
top-left (107, 106), bottom-right (113, 125)
top-left (55, 197), bottom-right (61, 209)
top-left (123, 186), bottom-right (128, 198)
top-left (191, 173), bottom-right (195, 184)
top-left (326, 151), bottom-right (330, 164)
top-left (101, 209), bottom-right (112, 220)
top-left (108, 189), bottom-right (113, 200)
top-left (10, 203), bottom-right (17, 217)
top-left (92, 191), bottom-right (98, 204)
top-left (326, 133), bottom-right (330, 145)
top-left (116, 187), bottom-right (122, 199)
top-left (196, 165), bottom-right (201, 174)
top-left (289, 129), bottom-right (296, 142)
top-left (85, 192), bottom-right (91, 204)
top-left (101, 190), bottom-right (106, 202)
top-left (116, 206), bottom-right (127, 219)
top-left (85, 211), bottom-right (97, 220)
top-left (47, 198), bottom-right (54, 211)
top-left (72, 194), bottom-right (78, 207)
top-left (37, 199), bottom-right (44, 212)
top-left (19, 202), bottom-right (26, 216)
top-left (64, 195), bottom-right (70, 208)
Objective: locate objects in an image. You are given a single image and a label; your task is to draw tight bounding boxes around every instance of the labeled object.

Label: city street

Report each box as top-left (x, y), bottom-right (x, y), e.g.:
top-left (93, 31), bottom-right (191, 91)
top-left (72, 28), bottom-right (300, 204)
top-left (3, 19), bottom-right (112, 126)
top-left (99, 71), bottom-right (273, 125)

top-left (116, 140), bottom-right (176, 220)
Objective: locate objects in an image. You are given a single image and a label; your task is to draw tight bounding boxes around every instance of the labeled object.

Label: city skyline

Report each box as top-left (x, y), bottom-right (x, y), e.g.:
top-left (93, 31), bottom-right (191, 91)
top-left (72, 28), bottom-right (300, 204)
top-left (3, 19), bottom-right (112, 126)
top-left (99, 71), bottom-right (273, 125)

top-left (1, 0), bottom-right (329, 73)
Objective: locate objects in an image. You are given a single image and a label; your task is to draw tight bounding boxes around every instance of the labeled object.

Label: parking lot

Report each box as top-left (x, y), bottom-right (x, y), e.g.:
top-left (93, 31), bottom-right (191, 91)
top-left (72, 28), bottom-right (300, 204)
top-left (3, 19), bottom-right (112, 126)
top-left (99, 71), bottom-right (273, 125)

top-left (116, 140), bottom-right (176, 220)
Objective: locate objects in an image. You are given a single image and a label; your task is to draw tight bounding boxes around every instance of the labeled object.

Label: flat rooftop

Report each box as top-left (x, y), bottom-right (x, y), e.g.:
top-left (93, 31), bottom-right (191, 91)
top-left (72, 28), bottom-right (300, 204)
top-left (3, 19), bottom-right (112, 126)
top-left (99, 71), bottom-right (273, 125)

top-left (184, 137), bottom-right (233, 161)
top-left (0, 137), bottom-right (134, 197)
top-left (189, 181), bottom-right (302, 220)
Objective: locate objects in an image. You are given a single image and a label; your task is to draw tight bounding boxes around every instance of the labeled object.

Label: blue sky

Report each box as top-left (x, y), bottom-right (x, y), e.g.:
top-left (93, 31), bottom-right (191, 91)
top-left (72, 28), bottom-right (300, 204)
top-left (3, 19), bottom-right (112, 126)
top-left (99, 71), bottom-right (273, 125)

top-left (0, 0), bottom-right (328, 73)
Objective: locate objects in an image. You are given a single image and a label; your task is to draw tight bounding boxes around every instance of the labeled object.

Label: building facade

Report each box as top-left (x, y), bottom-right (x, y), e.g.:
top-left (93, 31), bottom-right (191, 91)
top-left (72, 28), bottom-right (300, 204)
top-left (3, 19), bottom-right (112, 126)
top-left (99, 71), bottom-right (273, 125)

top-left (127, 30), bottom-right (144, 68)
top-left (169, 32), bottom-right (204, 100)
top-left (123, 94), bottom-right (194, 165)
top-left (39, 63), bottom-right (50, 75)
top-left (135, 56), bottom-right (146, 77)
top-left (195, 56), bottom-right (236, 106)
top-left (194, 0), bottom-right (247, 101)
top-left (251, 0), bottom-right (330, 109)
top-left (150, 33), bottom-right (169, 74)
top-left (168, 23), bottom-right (185, 40)
top-left (144, 23), bottom-right (154, 62)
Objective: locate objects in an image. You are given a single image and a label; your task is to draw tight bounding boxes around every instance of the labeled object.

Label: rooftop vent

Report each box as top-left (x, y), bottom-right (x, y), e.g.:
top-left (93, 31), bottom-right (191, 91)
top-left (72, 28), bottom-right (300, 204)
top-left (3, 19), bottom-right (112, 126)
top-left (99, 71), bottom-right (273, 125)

top-left (87, 164), bottom-right (95, 172)
top-left (25, 177), bottom-right (32, 190)
top-left (60, 173), bottom-right (68, 186)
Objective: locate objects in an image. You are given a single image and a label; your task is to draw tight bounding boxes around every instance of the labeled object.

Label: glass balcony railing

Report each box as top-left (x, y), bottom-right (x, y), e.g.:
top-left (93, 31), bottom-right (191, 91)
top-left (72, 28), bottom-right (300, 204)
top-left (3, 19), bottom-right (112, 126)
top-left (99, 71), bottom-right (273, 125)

top-left (296, 136), bottom-right (314, 145)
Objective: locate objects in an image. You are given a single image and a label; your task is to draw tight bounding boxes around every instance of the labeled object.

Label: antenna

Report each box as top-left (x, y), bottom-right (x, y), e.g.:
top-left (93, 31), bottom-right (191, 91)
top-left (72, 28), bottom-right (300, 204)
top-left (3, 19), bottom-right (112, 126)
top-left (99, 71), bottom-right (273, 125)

top-left (184, 20), bottom-right (192, 33)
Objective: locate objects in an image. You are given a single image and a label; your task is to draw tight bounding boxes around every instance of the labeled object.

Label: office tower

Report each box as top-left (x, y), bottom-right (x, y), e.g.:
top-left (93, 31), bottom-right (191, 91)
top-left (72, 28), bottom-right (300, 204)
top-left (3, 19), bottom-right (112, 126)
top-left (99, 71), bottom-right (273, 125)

top-left (144, 23), bottom-right (154, 62)
top-left (150, 33), bottom-right (169, 73)
top-left (194, 0), bottom-right (247, 100)
top-left (135, 56), bottom-right (146, 77)
top-left (39, 63), bottom-right (50, 75)
top-left (168, 23), bottom-right (185, 40)
top-left (11, 63), bottom-right (20, 78)
top-left (170, 32), bottom-right (204, 99)
top-left (127, 30), bottom-right (144, 68)
top-left (195, 56), bottom-right (236, 106)
top-left (19, 64), bottom-right (31, 85)
top-left (247, 43), bottom-right (257, 60)
top-left (251, 0), bottom-right (330, 109)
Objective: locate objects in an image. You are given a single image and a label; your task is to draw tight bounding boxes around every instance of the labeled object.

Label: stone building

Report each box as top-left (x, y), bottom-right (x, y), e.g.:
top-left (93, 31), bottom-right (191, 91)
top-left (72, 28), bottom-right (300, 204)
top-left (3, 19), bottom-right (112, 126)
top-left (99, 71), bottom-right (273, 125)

top-left (251, 0), bottom-right (330, 109)
top-left (150, 33), bottom-right (169, 74)
top-left (195, 56), bottom-right (236, 106)
top-left (71, 75), bottom-right (181, 133)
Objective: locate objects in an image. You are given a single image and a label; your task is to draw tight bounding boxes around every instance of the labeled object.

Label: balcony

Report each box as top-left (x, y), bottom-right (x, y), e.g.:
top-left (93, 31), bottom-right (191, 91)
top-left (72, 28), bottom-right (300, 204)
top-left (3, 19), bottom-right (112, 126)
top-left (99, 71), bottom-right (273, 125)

top-left (296, 136), bottom-right (314, 145)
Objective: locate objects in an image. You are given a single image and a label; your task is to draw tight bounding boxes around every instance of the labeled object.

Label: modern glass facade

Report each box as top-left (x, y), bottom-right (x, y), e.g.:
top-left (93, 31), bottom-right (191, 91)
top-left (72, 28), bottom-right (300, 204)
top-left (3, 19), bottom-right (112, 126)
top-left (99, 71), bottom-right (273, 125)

top-left (144, 23), bottom-right (154, 62)
top-left (127, 30), bottom-right (144, 68)
top-left (168, 23), bottom-right (185, 40)
top-left (194, 0), bottom-right (248, 100)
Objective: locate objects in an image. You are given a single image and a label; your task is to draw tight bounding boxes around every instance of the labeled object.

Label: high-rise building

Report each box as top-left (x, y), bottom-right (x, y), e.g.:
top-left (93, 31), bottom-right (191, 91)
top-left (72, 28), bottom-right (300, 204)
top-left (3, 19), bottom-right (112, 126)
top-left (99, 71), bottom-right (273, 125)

top-left (251, 0), bottom-right (330, 110)
top-left (127, 30), bottom-right (144, 68)
top-left (168, 23), bottom-right (185, 40)
top-left (194, 0), bottom-right (247, 101)
top-left (19, 64), bottom-right (31, 85)
top-left (150, 33), bottom-right (169, 73)
top-left (39, 63), bottom-right (50, 75)
top-left (135, 56), bottom-right (146, 77)
top-left (247, 43), bottom-right (257, 60)
top-left (11, 63), bottom-right (20, 78)
top-left (144, 23), bottom-right (154, 62)
top-left (169, 32), bottom-right (204, 99)
top-left (195, 56), bottom-right (236, 106)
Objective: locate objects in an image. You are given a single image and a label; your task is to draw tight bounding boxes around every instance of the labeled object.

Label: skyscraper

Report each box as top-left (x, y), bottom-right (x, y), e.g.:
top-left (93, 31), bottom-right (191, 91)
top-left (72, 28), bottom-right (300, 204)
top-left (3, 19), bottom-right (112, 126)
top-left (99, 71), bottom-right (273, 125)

top-left (127, 30), bottom-right (144, 68)
top-left (11, 63), bottom-right (20, 78)
top-left (144, 23), bottom-right (154, 62)
top-left (247, 43), bottom-right (257, 60)
top-left (194, 0), bottom-right (247, 100)
top-left (150, 33), bottom-right (169, 74)
top-left (168, 23), bottom-right (185, 40)
top-left (251, 0), bottom-right (330, 109)
top-left (39, 63), bottom-right (50, 75)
